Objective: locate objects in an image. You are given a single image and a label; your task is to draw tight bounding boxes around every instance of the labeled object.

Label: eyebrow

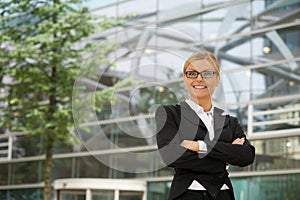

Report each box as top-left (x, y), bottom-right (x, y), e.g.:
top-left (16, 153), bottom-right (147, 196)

top-left (186, 68), bottom-right (211, 72)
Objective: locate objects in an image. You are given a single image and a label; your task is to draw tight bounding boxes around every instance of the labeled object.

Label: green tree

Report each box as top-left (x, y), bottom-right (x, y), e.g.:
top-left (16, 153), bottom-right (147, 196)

top-left (0, 0), bottom-right (129, 199)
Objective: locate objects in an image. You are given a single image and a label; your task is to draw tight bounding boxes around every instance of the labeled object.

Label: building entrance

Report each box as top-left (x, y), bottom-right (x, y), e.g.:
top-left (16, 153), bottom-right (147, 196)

top-left (54, 178), bottom-right (146, 200)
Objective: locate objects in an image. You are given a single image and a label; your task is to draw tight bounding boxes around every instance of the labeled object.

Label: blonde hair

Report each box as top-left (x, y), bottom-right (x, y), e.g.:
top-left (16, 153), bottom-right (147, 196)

top-left (183, 51), bottom-right (220, 74)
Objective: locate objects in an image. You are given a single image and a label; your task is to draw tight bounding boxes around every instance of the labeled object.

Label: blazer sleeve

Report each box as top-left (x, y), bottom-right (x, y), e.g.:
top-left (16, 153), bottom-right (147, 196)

top-left (155, 106), bottom-right (225, 173)
top-left (206, 117), bottom-right (255, 167)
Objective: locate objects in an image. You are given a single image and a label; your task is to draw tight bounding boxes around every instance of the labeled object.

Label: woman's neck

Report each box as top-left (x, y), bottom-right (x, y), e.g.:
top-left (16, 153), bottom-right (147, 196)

top-left (191, 98), bottom-right (212, 112)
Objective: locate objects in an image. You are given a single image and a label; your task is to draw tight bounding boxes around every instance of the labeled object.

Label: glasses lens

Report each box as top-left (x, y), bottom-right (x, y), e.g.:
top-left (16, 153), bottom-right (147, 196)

top-left (201, 72), bottom-right (214, 78)
top-left (186, 71), bottom-right (198, 78)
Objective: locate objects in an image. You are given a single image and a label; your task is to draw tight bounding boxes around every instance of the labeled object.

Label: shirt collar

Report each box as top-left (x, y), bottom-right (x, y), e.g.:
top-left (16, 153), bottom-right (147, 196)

top-left (185, 99), bottom-right (214, 114)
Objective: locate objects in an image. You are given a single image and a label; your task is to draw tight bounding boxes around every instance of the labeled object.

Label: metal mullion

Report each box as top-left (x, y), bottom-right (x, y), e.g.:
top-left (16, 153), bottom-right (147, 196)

top-left (249, 128), bottom-right (300, 140)
top-left (253, 117), bottom-right (300, 126)
top-left (253, 107), bottom-right (300, 116)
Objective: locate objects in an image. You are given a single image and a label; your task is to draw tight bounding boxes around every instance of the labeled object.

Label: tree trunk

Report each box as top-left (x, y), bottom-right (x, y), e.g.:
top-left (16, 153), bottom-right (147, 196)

top-left (43, 64), bottom-right (56, 199)
top-left (44, 133), bottom-right (54, 200)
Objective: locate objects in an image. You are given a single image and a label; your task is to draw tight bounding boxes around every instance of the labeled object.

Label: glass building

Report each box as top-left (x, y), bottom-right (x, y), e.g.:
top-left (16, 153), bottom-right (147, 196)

top-left (1, 0), bottom-right (300, 199)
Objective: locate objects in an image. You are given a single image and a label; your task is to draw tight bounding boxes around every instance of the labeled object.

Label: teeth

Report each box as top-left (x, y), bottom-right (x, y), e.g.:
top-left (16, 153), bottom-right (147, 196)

top-left (194, 85), bottom-right (205, 89)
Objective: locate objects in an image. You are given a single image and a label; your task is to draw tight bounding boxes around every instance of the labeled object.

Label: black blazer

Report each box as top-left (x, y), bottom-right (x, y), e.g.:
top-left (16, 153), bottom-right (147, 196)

top-left (155, 102), bottom-right (255, 200)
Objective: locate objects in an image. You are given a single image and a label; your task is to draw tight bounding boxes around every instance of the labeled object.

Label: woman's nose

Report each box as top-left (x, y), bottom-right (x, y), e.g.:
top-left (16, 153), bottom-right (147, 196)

top-left (196, 74), bottom-right (203, 80)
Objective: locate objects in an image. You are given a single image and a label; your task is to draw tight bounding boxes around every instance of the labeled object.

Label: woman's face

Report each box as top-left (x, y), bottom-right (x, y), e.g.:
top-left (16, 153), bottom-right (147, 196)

top-left (183, 59), bottom-right (220, 102)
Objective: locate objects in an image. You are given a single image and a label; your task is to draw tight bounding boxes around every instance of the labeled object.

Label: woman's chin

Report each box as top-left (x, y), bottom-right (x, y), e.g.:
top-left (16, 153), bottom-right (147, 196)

top-left (191, 95), bottom-right (211, 102)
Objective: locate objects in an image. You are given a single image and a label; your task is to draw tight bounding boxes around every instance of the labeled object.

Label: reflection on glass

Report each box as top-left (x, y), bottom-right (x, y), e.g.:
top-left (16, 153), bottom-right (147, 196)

top-left (11, 161), bottom-right (42, 184)
top-left (92, 190), bottom-right (114, 200)
top-left (148, 174), bottom-right (300, 200)
top-left (119, 191), bottom-right (143, 200)
top-left (251, 136), bottom-right (300, 171)
top-left (252, 102), bottom-right (300, 133)
top-left (0, 188), bottom-right (43, 200)
top-left (61, 192), bottom-right (85, 200)
top-left (232, 173), bottom-right (300, 200)
top-left (147, 181), bottom-right (170, 200)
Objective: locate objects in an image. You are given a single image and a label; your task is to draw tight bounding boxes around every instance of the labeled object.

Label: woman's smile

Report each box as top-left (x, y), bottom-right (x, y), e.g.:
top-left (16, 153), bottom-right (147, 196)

top-left (192, 84), bottom-right (207, 90)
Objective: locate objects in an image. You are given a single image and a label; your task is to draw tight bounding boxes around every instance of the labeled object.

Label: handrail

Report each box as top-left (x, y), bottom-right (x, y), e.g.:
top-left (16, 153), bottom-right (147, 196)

top-left (247, 96), bottom-right (300, 139)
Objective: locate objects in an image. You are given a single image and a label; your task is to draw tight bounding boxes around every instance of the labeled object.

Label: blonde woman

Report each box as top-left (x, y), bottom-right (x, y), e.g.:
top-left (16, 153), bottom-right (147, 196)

top-left (156, 51), bottom-right (255, 200)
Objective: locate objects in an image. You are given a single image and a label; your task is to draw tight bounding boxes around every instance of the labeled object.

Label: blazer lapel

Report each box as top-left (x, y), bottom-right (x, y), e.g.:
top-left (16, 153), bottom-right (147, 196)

top-left (180, 101), bottom-right (206, 129)
top-left (179, 102), bottom-right (229, 141)
top-left (213, 107), bottom-right (229, 141)
top-left (178, 102), bottom-right (207, 140)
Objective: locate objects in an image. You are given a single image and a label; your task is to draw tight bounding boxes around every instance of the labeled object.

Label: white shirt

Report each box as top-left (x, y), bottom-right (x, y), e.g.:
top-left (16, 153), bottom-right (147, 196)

top-left (185, 99), bottom-right (229, 190)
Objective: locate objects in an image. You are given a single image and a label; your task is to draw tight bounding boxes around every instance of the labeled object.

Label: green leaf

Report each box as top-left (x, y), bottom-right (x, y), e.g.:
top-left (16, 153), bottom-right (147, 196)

top-left (9, 98), bottom-right (19, 105)
top-left (45, 121), bottom-right (57, 128)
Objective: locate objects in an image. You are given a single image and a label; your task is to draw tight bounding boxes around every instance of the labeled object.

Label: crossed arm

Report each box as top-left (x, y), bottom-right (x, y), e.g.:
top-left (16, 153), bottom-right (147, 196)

top-left (180, 118), bottom-right (255, 167)
top-left (180, 137), bottom-right (245, 151)
top-left (156, 106), bottom-right (255, 169)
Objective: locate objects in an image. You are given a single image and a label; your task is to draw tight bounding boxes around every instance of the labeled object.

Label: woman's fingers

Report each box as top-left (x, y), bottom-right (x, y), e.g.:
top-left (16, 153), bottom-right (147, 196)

top-left (232, 137), bottom-right (245, 145)
top-left (180, 140), bottom-right (199, 152)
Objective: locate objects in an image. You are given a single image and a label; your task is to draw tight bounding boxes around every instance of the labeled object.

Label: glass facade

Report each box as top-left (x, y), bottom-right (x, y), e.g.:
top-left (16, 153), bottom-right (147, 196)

top-left (0, 0), bottom-right (300, 199)
top-left (148, 173), bottom-right (300, 200)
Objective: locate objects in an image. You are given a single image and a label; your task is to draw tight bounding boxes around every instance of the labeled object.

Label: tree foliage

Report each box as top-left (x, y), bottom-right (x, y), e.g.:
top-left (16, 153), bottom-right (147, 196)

top-left (0, 0), bottom-right (129, 199)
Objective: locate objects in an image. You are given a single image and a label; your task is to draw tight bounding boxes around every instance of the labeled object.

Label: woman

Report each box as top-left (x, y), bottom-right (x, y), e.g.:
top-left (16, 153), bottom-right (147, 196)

top-left (155, 51), bottom-right (255, 200)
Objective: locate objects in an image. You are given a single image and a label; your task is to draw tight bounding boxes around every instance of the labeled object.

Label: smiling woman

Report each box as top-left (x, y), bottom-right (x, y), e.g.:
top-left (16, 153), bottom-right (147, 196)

top-left (182, 51), bottom-right (220, 112)
top-left (155, 50), bottom-right (255, 200)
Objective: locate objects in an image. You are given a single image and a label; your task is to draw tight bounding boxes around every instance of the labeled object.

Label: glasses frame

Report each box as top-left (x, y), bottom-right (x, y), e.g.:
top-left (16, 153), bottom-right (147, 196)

top-left (185, 71), bottom-right (218, 79)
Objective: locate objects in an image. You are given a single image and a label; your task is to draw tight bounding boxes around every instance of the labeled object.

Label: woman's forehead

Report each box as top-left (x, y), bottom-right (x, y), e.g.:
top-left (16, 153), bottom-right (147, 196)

top-left (187, 59), bottom-right (214, 70)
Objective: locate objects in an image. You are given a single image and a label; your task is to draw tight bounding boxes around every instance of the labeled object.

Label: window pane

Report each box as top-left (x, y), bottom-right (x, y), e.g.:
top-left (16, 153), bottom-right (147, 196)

top-left (92, 190), bottom-right (114, 200)
top-left (119, 191), bottom-right (143, 200)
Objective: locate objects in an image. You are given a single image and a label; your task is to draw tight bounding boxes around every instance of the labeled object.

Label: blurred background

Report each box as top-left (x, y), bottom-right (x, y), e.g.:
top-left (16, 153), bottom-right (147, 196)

top-left (0, 0), bottom-right (300, 199)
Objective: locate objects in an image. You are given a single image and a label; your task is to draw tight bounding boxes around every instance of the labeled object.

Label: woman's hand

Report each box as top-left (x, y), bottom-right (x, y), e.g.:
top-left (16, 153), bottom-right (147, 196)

top-left (232, 137), bottom-right (245, 145)
top-left (180, 140), bottom-right (199, 152)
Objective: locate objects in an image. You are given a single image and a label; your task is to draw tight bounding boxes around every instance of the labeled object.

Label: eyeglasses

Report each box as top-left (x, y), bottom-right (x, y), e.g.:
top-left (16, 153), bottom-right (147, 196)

top-left (185, 71), bottom-right (218, 79)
